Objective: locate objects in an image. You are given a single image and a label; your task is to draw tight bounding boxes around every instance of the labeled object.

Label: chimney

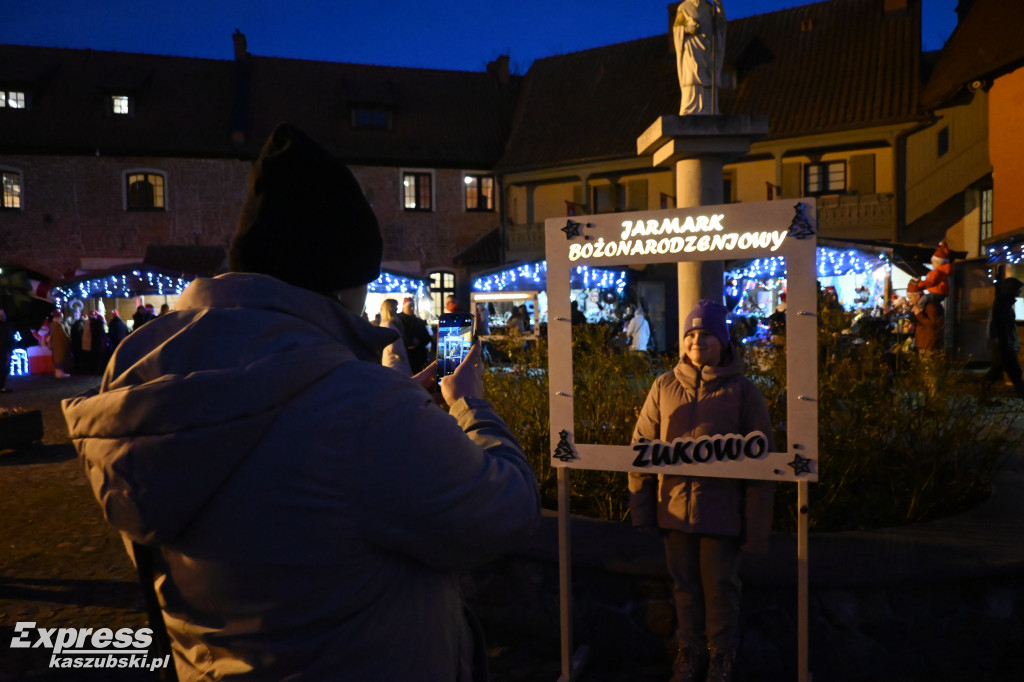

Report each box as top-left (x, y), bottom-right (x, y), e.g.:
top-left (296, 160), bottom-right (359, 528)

top-left (233, 29), bottom-right (248, 61)
top-left (955, 0), bottom-right (976, 25)
top-left (487, 55), bottom-right (510, 86)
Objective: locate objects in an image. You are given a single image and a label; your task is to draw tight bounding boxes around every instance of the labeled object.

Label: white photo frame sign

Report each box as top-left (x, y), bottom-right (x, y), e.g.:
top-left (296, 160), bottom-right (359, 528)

top-left (544, 199), bottom-right (818, 483)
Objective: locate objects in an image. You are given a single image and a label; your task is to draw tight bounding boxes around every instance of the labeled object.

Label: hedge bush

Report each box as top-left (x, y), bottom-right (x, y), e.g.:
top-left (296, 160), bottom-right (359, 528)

top-left (483, 322), bottom-right (1023, 532)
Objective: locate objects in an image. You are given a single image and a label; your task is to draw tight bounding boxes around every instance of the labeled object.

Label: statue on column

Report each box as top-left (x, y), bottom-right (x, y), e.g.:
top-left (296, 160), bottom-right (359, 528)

top-left (673, 0), bottom-right (726, 115)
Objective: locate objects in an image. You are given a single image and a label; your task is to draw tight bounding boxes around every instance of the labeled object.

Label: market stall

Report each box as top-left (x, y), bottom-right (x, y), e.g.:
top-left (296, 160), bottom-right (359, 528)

top-left (470, 260), bottom-right (630, 338)
top-left (365, 270), bottom-right (432, 323)
top-left (725, 240), bottom-right (930, 343)
top-left (52, 265), bottom-right (195, 328)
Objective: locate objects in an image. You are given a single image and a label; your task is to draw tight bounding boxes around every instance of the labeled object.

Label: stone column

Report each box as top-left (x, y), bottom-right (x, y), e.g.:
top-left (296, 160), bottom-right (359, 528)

top-left (637, 115), bottom-right (770, 346)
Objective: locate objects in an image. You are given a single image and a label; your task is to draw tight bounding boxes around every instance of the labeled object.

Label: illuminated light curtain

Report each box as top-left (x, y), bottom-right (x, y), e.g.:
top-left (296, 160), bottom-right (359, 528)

top-left (726, 247), bottom-right (891, 281)
top-left (471, 260), bottom-right (628, 294)
top-left (367, 272), bottom-right (428, 296)
top-left (52, 270), bottom-right (191, 309)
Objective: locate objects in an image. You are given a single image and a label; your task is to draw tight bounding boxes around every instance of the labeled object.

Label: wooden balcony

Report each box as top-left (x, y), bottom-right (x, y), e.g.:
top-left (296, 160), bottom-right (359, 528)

top-left (816, 193), bottom-right (895, 240)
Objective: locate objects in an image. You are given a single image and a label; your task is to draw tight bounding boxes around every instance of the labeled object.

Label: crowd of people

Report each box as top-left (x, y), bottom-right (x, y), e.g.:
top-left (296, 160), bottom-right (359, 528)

top-left (20, 301), bottom-right (169, 381)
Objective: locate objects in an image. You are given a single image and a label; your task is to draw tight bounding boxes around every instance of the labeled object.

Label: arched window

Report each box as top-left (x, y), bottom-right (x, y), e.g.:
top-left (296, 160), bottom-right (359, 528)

top-left (125, 172), bottom-right (166, 210)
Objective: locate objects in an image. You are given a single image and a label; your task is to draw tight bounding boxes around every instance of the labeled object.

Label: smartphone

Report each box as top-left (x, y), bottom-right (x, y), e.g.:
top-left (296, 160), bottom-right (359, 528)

top-left (435, 312), bottom-right (475, 384)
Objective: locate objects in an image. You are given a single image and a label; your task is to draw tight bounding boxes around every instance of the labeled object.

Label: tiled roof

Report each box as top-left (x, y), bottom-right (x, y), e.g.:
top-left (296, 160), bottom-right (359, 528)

top-left (0, 44), bottom-right (520, 168)
top-left (143, 245), bottom-right (227, 278)
top-left (0, 46), bottom-right (237, 156)
top-left (498, 0), bottom-right (923, 173)
top-left (920, 0), bottom-right (1024, 109)
top-left (242, 58), bottom-right (520, 168)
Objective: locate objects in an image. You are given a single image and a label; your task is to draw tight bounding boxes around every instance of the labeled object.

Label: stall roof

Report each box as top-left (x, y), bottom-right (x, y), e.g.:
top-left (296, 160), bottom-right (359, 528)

top-left (827, 238), bottom-right (967, 278)
top-left (983, 227), bottom-right (1024, 266)
top-left (454, 228), bottom-right (502, 267)
top-left (53, 264), bottom-right (195, 304)
top-left (143, 245), bottom-right (227, 278)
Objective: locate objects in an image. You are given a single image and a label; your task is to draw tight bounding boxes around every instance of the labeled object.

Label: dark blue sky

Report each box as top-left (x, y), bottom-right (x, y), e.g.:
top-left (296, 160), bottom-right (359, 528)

top-left (1, 0), bottom-right (959, 73)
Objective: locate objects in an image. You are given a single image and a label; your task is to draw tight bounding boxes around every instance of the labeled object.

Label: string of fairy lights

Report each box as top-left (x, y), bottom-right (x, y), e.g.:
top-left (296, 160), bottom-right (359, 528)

top-left (51, 270), bottom-right (191, 309)
top-left (725, 246), bottom-right (892, 281)
top-left (987, 241), bottom-right (1024, 267)
top-left (50, 269), bottom-right (430, 308)
top-left (472, 261), bottom-right (628, 294)
top-left (367, 272), bottom-right (428, 296)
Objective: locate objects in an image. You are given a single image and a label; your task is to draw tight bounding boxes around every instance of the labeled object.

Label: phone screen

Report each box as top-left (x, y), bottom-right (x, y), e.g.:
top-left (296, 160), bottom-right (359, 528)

top-left (435, 313), bottom-right (475, 381)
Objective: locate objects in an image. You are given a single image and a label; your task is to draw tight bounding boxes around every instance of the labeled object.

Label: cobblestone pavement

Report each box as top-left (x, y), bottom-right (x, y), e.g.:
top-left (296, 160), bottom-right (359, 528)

top-left (1, 374), bottom-right (152, 680)
top-left (4, 372), bottom-right (1023, 682)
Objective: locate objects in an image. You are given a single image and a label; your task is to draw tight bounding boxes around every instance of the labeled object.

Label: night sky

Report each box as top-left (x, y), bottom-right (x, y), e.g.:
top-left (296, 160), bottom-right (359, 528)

top-left (1, 0), bottom-right (960, 74)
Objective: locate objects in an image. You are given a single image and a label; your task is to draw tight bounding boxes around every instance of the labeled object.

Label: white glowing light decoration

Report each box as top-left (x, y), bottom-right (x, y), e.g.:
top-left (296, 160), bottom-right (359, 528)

top-left (473, 292), bottom-right (535, 302)
top-left (52, 270), bottom-right (191, 308)
top-left (727, 247), bottom-right (891, 280)
top-left (9, 348), bottom-right (28, 377)
top-left (987, 241), bottom-right (1024, 275)
top-left (472, 261), bottom-right (627, 294)
top-left (367, 272), bottom-right (428, 295)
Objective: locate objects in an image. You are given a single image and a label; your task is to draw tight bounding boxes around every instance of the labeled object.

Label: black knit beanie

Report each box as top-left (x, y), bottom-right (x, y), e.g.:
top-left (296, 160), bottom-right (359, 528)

top-left (229, 123), bottom-right (382, 293)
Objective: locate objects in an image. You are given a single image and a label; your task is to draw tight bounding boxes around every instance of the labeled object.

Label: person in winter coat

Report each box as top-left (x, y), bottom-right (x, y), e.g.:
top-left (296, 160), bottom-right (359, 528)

top-left (48, 310), bottom-right (72, 378)
top-left (399, 298), bottom-right (433, 374)
top-left (629, 299), bottom-right (774, 682)
top-left (107, 309), bottom-right (128, 350)
top-left (62, 123), bottom-right (540, 682)
top-left (983, 276), bottom-right (1024, 399)
top-left (906, 279), bottom-right (944, 352)
top-left (379, 297), bottom-right (411, 374)
top-left (625, 306), bottom-right (651, 353)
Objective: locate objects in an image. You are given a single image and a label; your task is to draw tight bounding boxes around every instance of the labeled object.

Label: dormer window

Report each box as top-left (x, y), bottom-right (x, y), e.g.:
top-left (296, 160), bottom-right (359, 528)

top-left (1, 90), bottom-right (26, 109)
top-left (111, 94), bottom-right (133, 116)
top-left (352, 106), bottom-right (392, 130)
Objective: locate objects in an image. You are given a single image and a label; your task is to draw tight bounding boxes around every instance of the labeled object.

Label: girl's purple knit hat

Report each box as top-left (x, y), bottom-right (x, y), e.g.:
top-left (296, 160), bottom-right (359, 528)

top-left (683, 299), bottom-right (730, 347)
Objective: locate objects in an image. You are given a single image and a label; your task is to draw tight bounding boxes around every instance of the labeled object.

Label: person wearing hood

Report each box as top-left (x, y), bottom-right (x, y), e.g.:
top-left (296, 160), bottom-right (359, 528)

top-left (625, 306), bottom-right (651, 354)
top-left (983, 276), bottom-right (1024, 399)
top-left (629, 299), bottom-right (774, 682)
top-left (62, 123), bottom-right (540, 682)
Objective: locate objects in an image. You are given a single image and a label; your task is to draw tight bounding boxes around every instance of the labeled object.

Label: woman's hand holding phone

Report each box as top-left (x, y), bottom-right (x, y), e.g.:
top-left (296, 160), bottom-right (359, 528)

top-left (440, 341), bottom-right (484, 405)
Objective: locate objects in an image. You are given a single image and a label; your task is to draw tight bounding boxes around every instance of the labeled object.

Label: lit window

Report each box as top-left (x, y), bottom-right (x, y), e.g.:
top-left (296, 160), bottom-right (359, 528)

top-left (464, 174), bottom-right (494, 211)
top-left (112, 95), bottom-right (131, 115)
top-left (429, 270), bottom-right (456, 317)
top-left (1, 90), bottom-right (26, 109)
top-left (804, 161), bottom-right (845, 195)
top-left (403, 171), bottom-right (432, 211)
top-left (1, 171), bottom-right (22, 209)
top-left (980, 187), bottom-right (993, 243)
top-left (126, 172), bottom-right (166, 210)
